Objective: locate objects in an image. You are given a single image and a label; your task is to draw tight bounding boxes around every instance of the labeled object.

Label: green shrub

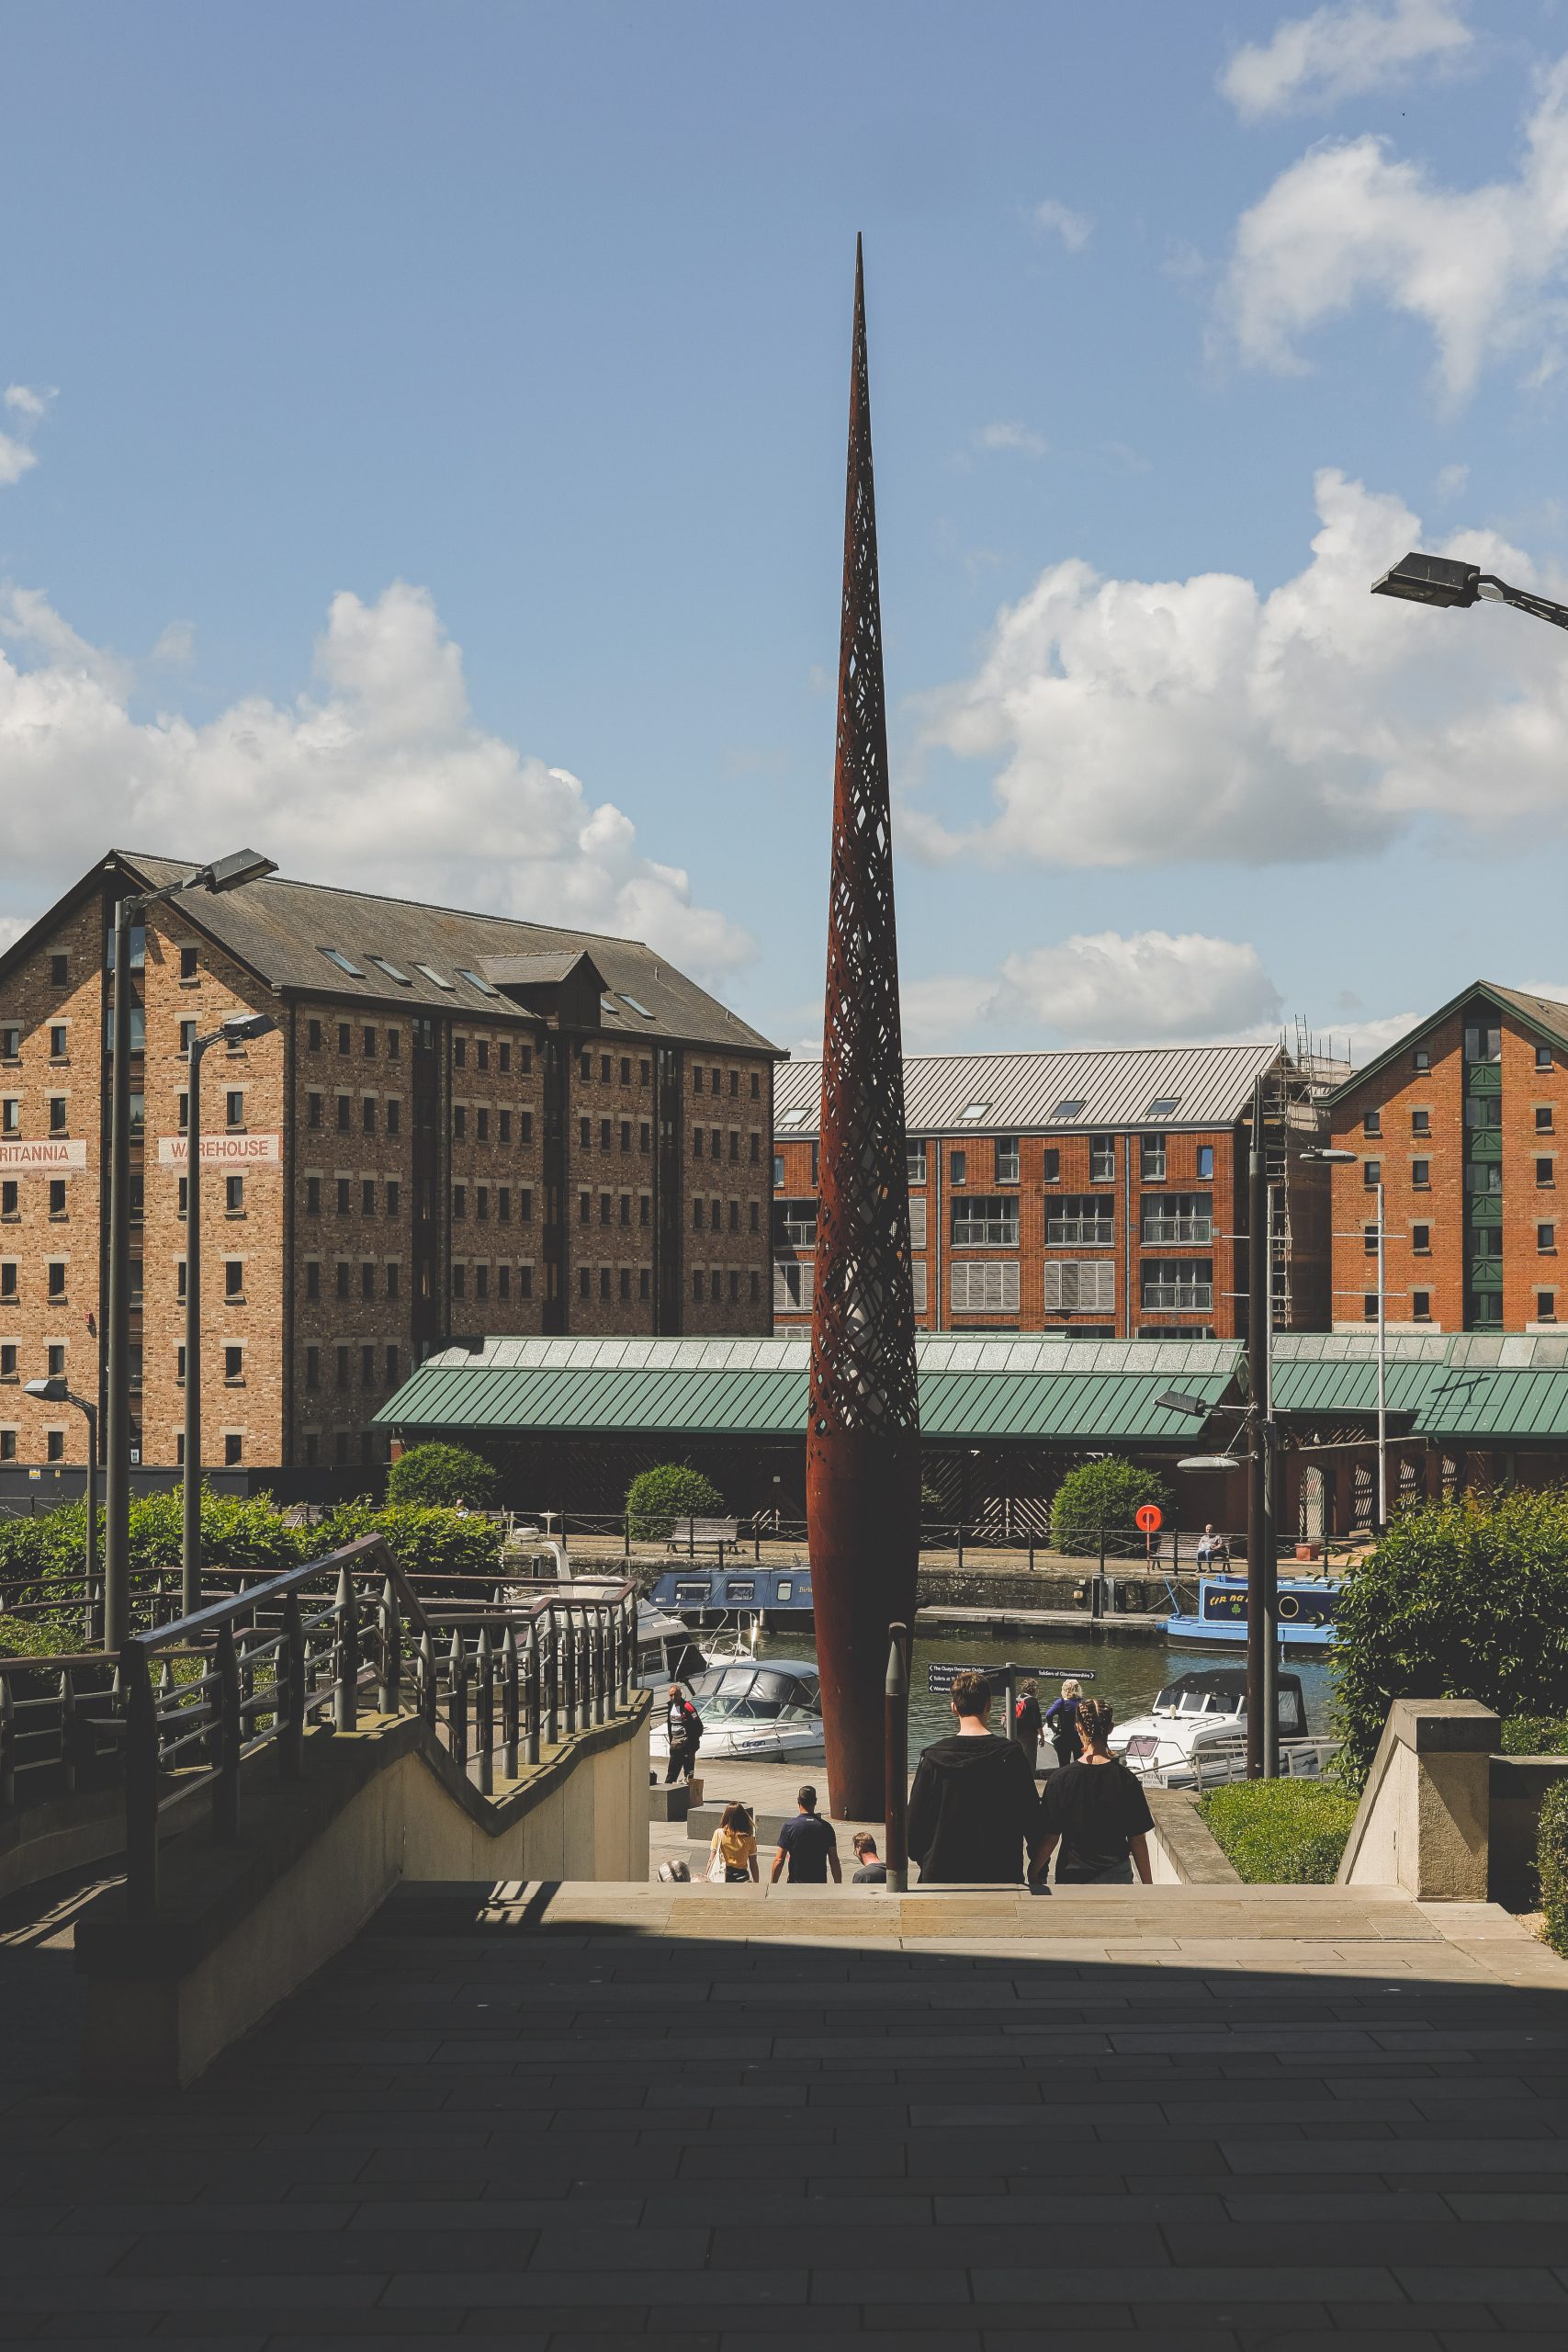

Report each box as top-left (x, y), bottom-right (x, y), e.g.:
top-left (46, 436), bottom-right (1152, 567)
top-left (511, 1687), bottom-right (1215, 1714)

top-left (1332, 1490), bottom-right (1568, 1784)
top-left (1501, 1715), bottom-right (1568, 1756)
top-left (626, 1464), bottom-right (724, 1543)
top-left (386, 1443), bottom-right (497, 1510)
top-left (125, 1490), bottom-right (306, 1582)
top-left (0, 1612), bottom-right (84, 1661)
top-left (314, 1499), bottom-right (501, 1582)
top-left (1201, 1779), bottom-right (1359, 1884)
top-left (1049, 1458), bottom-right (1170, 1555)
top-left (1541, 1781), bottom-right (1568, 1957)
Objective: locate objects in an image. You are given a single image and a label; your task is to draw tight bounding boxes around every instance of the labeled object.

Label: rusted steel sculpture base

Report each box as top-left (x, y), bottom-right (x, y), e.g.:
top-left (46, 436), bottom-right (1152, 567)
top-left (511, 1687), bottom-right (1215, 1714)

top-left (807, 240), bottom-right (921, 1824)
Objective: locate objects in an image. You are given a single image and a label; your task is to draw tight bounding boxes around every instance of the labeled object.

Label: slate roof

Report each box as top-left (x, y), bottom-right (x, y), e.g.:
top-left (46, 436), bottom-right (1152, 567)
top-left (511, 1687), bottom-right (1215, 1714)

top-left (773, 1043), bottom-right (1286, 1137)
top-left (1321, 980), bottom-right (1568, 1106)
top-left (7, 854), bottom-right (781, 1055)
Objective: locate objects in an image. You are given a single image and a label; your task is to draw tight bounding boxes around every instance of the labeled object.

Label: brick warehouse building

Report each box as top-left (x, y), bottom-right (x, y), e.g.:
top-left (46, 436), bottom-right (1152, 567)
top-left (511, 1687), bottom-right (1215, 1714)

top-left (1323, 980), bottom-right (1568, 1336)
top-left (772, 1045), bottom-right (1334, 1341)
top-left (0, 852), bottom-right (780, 1489)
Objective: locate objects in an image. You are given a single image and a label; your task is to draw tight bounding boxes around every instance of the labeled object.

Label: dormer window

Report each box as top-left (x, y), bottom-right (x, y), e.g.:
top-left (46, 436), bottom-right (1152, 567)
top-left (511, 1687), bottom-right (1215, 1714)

top-left (621, 995), bottom-right (654, 1018)
top-left (457, 967), bottom-right (499, 998)
top-left (369, 957), bottom-right (412, 985)
top-left (414, 964), bottom-right (455, 990)
top-left (320, 948), bottom-right (365, 978)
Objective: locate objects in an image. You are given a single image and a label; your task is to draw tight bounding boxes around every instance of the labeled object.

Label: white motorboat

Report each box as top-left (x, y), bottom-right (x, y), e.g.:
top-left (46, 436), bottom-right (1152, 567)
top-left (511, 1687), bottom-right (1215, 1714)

top-left (648, 1657), bottom-right (826, 1766)
top-left (1109, 1665), bottom-right (1339, 1790)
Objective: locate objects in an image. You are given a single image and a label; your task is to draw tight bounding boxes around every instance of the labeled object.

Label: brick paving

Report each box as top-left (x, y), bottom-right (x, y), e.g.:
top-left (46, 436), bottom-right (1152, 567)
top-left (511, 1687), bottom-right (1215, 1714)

top-left (2, 1880), bottom-right (1567, 2346)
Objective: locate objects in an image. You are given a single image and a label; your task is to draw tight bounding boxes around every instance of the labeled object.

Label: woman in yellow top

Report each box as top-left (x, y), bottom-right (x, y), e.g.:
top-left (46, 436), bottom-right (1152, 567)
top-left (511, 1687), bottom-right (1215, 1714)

top-left (709, 1801), bottom-right (760, 1883)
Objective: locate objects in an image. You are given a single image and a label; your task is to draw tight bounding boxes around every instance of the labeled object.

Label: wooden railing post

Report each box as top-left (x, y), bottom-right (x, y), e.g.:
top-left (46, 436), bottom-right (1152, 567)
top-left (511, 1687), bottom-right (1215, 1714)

top-left (526, 1625), bottom-right (542, 1764)
top-left (213, 1621), bottom-right (241, 1842)
top-left (476, 1627), bottom-right (494, 1796)
top-left (59, 1666), bottom-right (77, 1797)
top-left (124, 1652), bottom-right (160, 1920)
top-left (447, 1628), bottom-right (468, 1770)
top-left (334, 1566), bottom-right (359, 1735)
top-left (545, 1610), bottom-right (559, 1747)
top-left (379, 1574), bottom-right (400, 1715)
top-left (502, 1624), bottom-right (519, 1779)
top-left (279, 1590), bottom-right (305, 1781)
top-left (0, 1672), bottom-right (15, 1810)
top-left (419, 1629), bottom-right (437, 1728)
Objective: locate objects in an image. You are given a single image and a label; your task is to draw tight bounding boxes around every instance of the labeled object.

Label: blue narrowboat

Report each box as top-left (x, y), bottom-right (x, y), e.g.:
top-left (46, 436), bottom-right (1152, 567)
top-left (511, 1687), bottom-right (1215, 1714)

top-left (649, 1563), bottom-right (814, 1630)
top-left (1164, 1573), bottom-right (1338, 1651)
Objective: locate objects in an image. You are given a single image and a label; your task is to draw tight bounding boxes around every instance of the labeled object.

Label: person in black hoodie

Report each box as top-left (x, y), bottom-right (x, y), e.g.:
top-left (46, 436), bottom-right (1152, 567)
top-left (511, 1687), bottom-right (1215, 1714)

top-left (906, 1669), bottom-right (1042, 1884)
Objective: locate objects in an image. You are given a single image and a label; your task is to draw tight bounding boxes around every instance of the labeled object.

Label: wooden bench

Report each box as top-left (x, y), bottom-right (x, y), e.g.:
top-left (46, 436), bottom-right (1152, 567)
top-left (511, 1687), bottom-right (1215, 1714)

top-left (669, 1516), bottom-right (740, 1560)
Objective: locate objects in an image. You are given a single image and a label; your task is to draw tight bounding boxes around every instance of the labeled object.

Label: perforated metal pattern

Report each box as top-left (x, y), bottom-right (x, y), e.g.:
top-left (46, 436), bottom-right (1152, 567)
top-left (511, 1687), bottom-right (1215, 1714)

top-left (807, 240), bottom-right (919, 1442)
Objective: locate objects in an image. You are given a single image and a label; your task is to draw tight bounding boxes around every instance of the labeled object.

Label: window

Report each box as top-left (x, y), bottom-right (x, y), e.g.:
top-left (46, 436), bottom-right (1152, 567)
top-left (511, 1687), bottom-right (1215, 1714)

top-left (361, 1343), bottom-right (376, 1386)
top-left (906, 1140), bottom-right (926, 1185)
top-left (224, 1260), bottom-right (243, 1298)
top-left (1047, 1194), bottom-right (1113, 1247)
top-left (1035, 1147), bottom-right (1058, 1183)
top-left (1050, 1099), bottom-right (1085, 1122)
top-left (307, 1020), bottom-right (322, 1052)
top-left (1, 1099), bottom-right (17, 1137)
top-left (475, 1185), bottom-right (490, 1222)
top-left (953, 1195), bottom-right (1019, 1247)
top-left (226, 1175), bottom-right (244, 1215)
top-left (1413, 1291), bottom-right (1432, 1322)
top-left (386, 1100), bottom-right (401, 1138)
top-left (958, 1100), bottom-right (990, 1124)
top-left (51, 953), bottom-right (69, 985)
top-left (1140, 1136), bottom-right (1167, 1182)
top-left (335, 1177), bottom-right (351, 1216)
top-left (1539, 1158), bottom-right (1556, 1187)
top-left (952, 1261), bottom-right (1021, 1313)
top-left (363, 1026), bottom-right (377, 1057)
top-left (950, 1150), bottom-right (966, 1186)
top-left (307, 1092), bottom-right (322, 1130)
top-left (457, 968), bottom-right (498, 999)
top-left (1464, 1023), bottom-right (1502, 1063)
top-left (773, 1259), bottom-right (814, 1311)
top-left (1467, 1160), bottom-right (1502, 1195)
top-left (995, 1136), bottom-right (1020, 1183)
top-left (46, 1428), bottom-right (63, 1464)
top-left (321, 948), bottom-right (365, 978)
top-left (600, 1191), bottom-right (612, 1225)
top-left (386, 1345), bottom-right (400, 1386)
top-left (774, 1200), bottom-right (817, 1249)
top-left (305, 1347), bottom-right (320, 1392)
top-left (1363, 1159), bottom-right (1382, 1188)
top-left (1538, 1106), bottom-right (1556, 1133)
top-left (1412, 1109), bottom-right (1430, 1134)
top-left (360, 1261), bottom-right (375, 1301)
top-left (1413, 1047), bottom-right (1430, 1071)
top-left (224, 1433), bottom-right (243, 1467)
top-left (414, 964), bottom-right (455, 991)
top-left (1539, 1044), bottom-right (1556, 1071)
top-left (0, 1028), bottom-right (17, 1059)
top-left (223, 1345), bottom-right (243, 1385)
top-left (46, 1343), bottom-right (63, 1375)
top-left (453, 1106), bottom-right (467, 1141)
top-left (1362, 1110), bottom-right (1382, 1136)
top-left (388, 1029), bottom-right (400, 1060)
top-left (1413, 1159), bottom-right (1431, 1188)
top-left (1141, 1260), bottom-right (1213, 1312)
top-left (0, 1182), bottom-right (15, 1219)
top-left (1363, 1293), bottom-right (1378, 1322)
top-left (49, 1023), bottom-right (67, 1058)
top-left (1412, 1223), bottom-right (1431, 1253)
top-left (1540, 1224), bottom-right (1557, 1252)
top-left (225, 1090), bottom-right (243, 1129)
top-left (48, 1098), bottom-right (67, 1135)
top-left (1363, 1223), bottom-right (1379, 1257)
top-left (0, 1265), bottom-right (15, 1300)
top-left (1140, 1192), bottom-right (1212, 1245)
top-left (1048, 1261), bottom-right (1109, 1317)
top-left (368, 957), bottom-right (412, 987)
top-left (386, 1260), bottom-right (400, 1299)
top-left (454, 1036), bottom-right (468, 1069)
top-left (48, 1179), bottom-right (65, 1219)
top-left (47, 1261), bottom-right (65, 1300)
top-left (1540, 1292), bottom-right (1559, 1324)
top-left (336, 1094), bottom-right (351, 1132)
top-left (452, 1183), bottom-right (467, 1221)
top-left (305, 1261), bottom-right (321, 1302)
top-left (1197, 1145), bottom-right (1215, 1181)
top-left (1145, 1096), bottom-right (1180, 1118)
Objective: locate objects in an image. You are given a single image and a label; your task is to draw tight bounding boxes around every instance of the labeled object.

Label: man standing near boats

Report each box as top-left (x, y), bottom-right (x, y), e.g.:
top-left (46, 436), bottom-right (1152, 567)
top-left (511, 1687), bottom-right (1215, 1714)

top-left (663, 1684), bottom-right (704, 1785)
top-left (907, 1669), bottom-right (1041, 1884)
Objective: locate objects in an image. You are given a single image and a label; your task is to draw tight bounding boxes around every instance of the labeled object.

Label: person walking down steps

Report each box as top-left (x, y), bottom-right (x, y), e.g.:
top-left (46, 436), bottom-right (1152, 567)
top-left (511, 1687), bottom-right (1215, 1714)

top-left (907, 1669), bottom-right (1041, 1885)
top-left (1032, 1696), bottom-right (1154, 1888)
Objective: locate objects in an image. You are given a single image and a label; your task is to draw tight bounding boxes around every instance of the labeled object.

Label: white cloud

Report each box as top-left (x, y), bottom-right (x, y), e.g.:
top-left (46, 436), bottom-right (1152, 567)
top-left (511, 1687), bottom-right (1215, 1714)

top-left (974, 421), bottom-right (1046, 458)
top-left (913, 466), bottom-right (1568, 872)
top-left (903, 931), bottom-right (1280, 1053)
top-left (1435, 461), bottom-right (1470, 501)
top-left (0, 578), bottom-right (753, 984)
top-left (152, 619), bottom-right (195, 667)
top-left (1032, 198), bottom-right (1093, 253)
top-left (0, 914), bottom-right (30, 956)
top-left (4, 384), bottom-right (52, 421)
top-left (1221, 0), bottom-right (1471, 121)
top-left (0, 435), bottom-right (37, 488)
top-left (1222, 58), bottom-right (1568, 400)
top-left (1326, 1008), bottom-right (1423, 1063)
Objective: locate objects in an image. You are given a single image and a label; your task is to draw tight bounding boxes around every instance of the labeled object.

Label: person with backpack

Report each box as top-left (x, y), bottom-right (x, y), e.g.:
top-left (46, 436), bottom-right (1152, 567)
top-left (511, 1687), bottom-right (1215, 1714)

top-left (1012, 1679), bottom-right (1043, 1774)
top-left (663, 1683), bottom-right (703, 1785)
top-left (1044, 1679), bottom-right (1083, 1771)
top-left (906, 1669), bottom-right (1041, 1884)
top-left (1031, 1696), bottom-right (1154, 1887)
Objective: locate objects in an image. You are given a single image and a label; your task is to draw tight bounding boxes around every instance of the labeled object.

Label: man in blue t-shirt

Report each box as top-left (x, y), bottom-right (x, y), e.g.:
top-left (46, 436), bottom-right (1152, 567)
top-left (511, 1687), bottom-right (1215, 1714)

top-left (770, 1785), bottom-right (842, 1884)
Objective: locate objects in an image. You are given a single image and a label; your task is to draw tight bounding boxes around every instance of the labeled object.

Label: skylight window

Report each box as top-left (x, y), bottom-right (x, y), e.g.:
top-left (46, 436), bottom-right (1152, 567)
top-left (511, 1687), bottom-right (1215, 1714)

top-left (959, 1101), bottom-right (991, 1123)
top-left (1146, 1096), bottom-right (1180, 1118)
top-left (320, 948), bottom-right (365, 978)
top-left (600, 995), bottom-right (624, 1020)
top-left (778, 1105), bottom-right (814, 1129)
top-left (1051, 1098), bottom-right (1086, 1121)
top-left (457, 967), bottom-right (499, 998)
top-left (414, 964), bottom-right (456, 990)
top-left (369, 956), bottom-right (412, 986)
top-left (621, 994), bottom-right (655, 1019)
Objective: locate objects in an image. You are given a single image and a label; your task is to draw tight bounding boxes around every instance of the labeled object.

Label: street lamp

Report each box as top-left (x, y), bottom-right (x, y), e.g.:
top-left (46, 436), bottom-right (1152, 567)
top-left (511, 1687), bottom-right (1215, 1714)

top-left (104, 850), bottom-right (276, 1653)
top-left (1304, 1147), bottom-right (1392, 1531)
top-left (182, 1012), bottom-right (276, 1615)
top-left (23, 1375), bottom-right (99, 1639)
top-left (1372, 551), bottom-right (1568, 632)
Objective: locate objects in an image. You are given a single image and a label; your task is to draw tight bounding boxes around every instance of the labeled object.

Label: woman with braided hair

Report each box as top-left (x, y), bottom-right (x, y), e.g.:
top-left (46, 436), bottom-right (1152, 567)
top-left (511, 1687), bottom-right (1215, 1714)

top-left (1030, 1695), bottom-right (1154, 1888)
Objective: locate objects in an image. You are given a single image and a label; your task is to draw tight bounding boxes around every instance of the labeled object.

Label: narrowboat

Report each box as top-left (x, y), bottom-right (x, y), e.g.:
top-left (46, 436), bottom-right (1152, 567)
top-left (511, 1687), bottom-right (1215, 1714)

top-left (1164, 1572), bottom-right (1338, 1651)
top-left (649, 1563), bottom-right (814, 1631)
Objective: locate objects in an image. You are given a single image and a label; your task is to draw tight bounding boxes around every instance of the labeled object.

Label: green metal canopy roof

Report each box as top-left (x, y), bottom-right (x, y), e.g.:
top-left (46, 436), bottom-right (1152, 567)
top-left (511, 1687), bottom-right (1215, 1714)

top-left (376, 1330), bottom-right (1568, 1450)
top-left (375, 1336), bottom-right (1242, 1448)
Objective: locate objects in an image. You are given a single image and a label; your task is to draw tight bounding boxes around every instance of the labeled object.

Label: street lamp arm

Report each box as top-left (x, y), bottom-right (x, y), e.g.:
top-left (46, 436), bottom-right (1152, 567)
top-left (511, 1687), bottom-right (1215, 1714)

top-left (1476, 574), bottom-right (1568, 634)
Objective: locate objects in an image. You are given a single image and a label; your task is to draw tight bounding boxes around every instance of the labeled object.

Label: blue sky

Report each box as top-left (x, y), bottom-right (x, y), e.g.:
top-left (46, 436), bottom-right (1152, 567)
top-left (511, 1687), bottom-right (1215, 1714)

top-left (5, 0), bottom-right (1568, 1065)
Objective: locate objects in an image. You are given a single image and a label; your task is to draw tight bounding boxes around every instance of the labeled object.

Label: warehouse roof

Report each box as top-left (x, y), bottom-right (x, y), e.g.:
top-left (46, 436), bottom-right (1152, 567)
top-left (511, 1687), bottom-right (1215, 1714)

top-left (0, 853), bottom-right (780, 1055)
top-left (377, 1330), bottom-right (1568, 1447)
top-left (773, 1043), bottom-right (1285, 1137)
top-left (1321, 980), bottom-right (1568, 1106)
top-left (376, 1335), bottom-right (1241, 1446)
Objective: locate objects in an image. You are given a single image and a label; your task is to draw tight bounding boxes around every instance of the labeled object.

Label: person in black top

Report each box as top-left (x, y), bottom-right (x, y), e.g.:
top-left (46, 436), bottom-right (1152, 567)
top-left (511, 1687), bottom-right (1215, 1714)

top-left (1031, 1696), bottom-right (1154, 1886)
top-left (771, 1785), bottom-right (842, 1883)
top-left (850, 1833), bottom-right (886, 1883)
top-left (1044, 1679), bottom-right (1084, 1771)
top-left (1012, 1679), bottom-right (1043, 1774)
top-left (663, 1684), bottom-right (703, 1785)
top-left (907, 1670), bottom-right (1042, 1884)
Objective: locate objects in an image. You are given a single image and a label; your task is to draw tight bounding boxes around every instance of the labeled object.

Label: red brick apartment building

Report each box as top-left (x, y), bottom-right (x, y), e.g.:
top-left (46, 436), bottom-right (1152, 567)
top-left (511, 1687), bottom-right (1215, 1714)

top-left (0, 852), bottom-right (780, 1487)
top-left (1324, 981), bottom-right (1568, 1336)
top-left (773, 1046), bottom-right (1331, 1340)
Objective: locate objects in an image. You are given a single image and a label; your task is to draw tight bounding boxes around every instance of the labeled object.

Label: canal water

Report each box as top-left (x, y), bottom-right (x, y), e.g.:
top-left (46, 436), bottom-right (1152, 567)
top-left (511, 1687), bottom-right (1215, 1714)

top-left (756, 1625), bottom-right (1337, 1751)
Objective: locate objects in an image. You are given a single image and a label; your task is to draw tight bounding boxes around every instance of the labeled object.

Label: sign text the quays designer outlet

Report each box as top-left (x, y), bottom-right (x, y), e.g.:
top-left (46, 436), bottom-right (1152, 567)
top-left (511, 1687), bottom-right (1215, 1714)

top-left (156, 1134), bottom-right (282, 1168)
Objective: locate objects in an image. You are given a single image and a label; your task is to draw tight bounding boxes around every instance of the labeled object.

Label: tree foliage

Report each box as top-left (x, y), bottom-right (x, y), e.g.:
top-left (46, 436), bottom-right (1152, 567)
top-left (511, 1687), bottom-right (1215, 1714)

top-left (1048, 1458), bottom-right (1171, 1555)
top-left (1540, 1781), bottom-right (1568, 1958)
top-left (626, 1464), bottom-right (724, 1543)
top-left (1332, 1490), bottom-right (1568, 1783)
top-left (386, 1442), bottom-right (497, 1510)
top-left (316, 1498), bottom-right (501, 1580)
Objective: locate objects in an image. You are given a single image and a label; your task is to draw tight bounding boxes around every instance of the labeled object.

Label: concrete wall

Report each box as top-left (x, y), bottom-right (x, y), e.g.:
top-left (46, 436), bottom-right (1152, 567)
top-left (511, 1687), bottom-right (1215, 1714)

top-left (1339, 1699), bottom-right (1497, 1898)
top-left (1145, 1788), bottom-right (1241, 1885)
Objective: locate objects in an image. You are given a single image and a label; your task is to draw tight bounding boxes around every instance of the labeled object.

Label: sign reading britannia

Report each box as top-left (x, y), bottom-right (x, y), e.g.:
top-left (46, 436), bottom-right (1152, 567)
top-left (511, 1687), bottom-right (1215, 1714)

top-left (0, 1138), bottom-right (87, 1171)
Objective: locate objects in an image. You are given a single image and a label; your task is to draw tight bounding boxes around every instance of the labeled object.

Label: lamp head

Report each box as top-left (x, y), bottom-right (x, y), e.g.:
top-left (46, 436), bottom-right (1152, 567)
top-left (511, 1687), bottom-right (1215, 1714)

top-left (1178, 1454), bottom-right (1244, 1473)
top-left (220, 1012), bottom-right (276, 1045)
top-left (1371, 551), bottom-right (1479, 609)
top-left (201, 849), bottom-right (276, 894)
top-left (1155, 1388), bottom-right (1211, 1418)
top-left (23, 1375), bottom-right (67, 1403)
top-left (1304, 1148), bottom-right (1358, 1163)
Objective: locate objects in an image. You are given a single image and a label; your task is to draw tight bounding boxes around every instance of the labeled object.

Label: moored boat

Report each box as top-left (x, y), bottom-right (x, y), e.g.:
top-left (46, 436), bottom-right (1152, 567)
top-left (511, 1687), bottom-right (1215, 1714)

top-left (1109, 1664), bottom-right (1338, 1788)
top-left (1164, 1572), bottom-right (1338, 1650)
top-left (648, 1657), bottom-right (825, 1766)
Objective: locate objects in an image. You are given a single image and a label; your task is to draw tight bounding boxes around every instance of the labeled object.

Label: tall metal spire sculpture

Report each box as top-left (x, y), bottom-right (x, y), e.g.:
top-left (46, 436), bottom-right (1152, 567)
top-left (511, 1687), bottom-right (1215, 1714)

top-left (807, 238), bottom-right (921, 1823)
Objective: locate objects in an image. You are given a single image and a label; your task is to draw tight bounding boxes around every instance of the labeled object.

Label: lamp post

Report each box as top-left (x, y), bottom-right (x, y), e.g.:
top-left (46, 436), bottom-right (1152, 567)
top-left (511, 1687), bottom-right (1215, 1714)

top-left (23, 1375), bottom-right (99, 1639)
top-left (1305, 1148), bottom-right (1393, 1531)
top-left (1372, 550), bottom-right (1568, 632)
top-left (103, 850), bottom-right (276, 1653)
top-left (183, 1012), bottom-right (276, 1615)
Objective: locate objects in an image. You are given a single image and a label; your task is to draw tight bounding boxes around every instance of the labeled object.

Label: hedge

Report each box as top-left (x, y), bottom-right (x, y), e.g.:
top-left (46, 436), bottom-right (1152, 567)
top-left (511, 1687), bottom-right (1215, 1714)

top-left (1332, 1490), bottom-right (1568, 1784)
top-left (1541, 1781), bottom-right (1568, 1958)
top-left (314, 1499), bottom-right (502, 1581)
top-left (626, 1464), bottom-right (724, 1543)
top-left (1049, 1458), bottom-right (1170, 1555)
top-left (1200, 1779), bottom-right (1359, 1884)
top-left (386, 1443), bottom-right (497, 1510)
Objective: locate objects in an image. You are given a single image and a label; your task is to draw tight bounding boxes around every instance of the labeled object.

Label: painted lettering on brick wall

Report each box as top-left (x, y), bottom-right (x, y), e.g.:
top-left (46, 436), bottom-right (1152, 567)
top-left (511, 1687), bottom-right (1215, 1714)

top-left (0, 1138), bottom-right (88, 1171)
top-left (156, 1134), bottom-right (282, 1168)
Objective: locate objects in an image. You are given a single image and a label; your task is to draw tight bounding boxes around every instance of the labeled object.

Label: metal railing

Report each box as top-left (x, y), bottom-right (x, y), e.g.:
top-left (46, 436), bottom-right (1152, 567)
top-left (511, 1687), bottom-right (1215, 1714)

top-left (0, 1652), bottom-right (122, 1811)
